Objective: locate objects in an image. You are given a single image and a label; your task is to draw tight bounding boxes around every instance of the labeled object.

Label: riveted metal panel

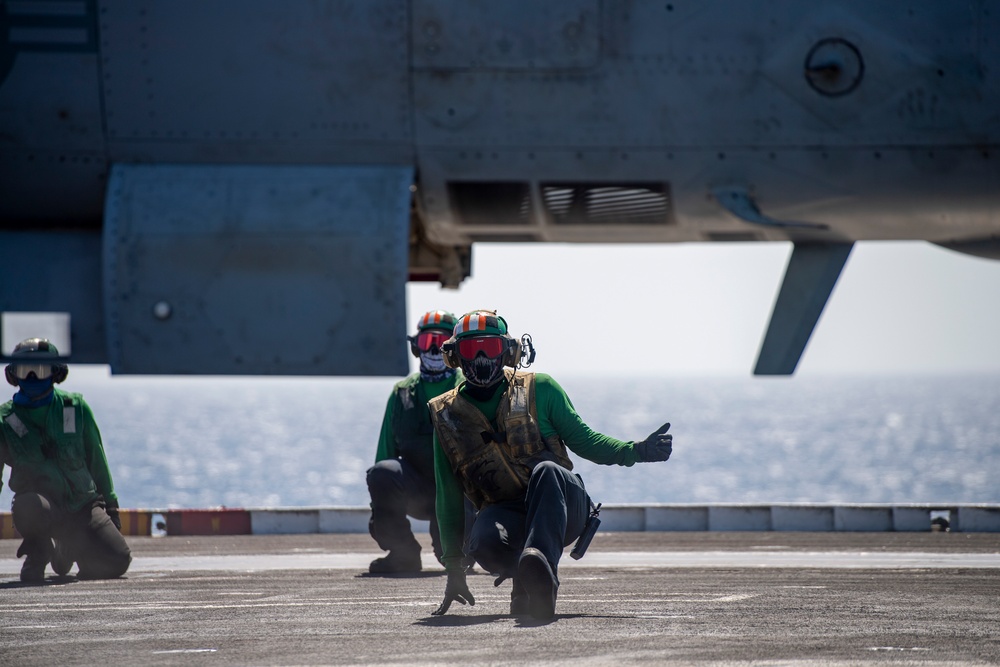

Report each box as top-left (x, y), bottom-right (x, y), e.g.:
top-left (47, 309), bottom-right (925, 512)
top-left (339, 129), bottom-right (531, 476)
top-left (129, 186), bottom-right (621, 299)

top-left (412, 0), bottom-right (599, 70)
top-left (100, 0), bottom-right (411, 153)
top-left (413, 1), bottom-right (993, 150)
top-left (103, 164), bottom-right (411, 375)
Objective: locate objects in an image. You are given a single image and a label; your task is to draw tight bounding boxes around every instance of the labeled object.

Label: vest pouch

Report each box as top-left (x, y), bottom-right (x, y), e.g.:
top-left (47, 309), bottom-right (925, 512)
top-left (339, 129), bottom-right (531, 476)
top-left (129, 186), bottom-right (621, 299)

top-left (503, 411), bottom-right (546, 462)
top-left (457, 444), bottom-right (528, 506)
top-left (500, 374), bottom-right (545, 462)
top-left (500, 375), bottom-right (573, 472)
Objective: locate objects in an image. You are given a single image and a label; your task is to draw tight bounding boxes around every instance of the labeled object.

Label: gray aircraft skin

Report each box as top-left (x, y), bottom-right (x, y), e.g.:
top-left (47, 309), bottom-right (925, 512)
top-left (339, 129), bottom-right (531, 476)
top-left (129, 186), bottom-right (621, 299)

top-left (1, 1), bottom-right (998, 376)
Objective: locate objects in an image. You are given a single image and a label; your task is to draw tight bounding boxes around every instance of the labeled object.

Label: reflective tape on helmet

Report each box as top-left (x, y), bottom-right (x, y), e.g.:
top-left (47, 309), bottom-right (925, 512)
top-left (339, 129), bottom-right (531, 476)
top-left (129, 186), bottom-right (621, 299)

top-left (417, 310), bottom-right (457, 332)
top-left (454, 310), bottom-right (507, 338)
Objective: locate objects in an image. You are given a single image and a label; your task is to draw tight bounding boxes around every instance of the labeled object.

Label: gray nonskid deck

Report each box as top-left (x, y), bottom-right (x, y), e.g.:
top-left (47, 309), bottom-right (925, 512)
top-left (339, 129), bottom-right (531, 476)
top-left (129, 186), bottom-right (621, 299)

top-left (1, 533), bottom-right (998, 666)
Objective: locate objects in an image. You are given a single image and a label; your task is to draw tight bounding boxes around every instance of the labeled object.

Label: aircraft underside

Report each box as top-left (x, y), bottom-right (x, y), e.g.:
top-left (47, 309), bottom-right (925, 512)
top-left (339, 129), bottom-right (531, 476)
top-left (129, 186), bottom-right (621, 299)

top-left (1, 1), bottom-right (998, 375)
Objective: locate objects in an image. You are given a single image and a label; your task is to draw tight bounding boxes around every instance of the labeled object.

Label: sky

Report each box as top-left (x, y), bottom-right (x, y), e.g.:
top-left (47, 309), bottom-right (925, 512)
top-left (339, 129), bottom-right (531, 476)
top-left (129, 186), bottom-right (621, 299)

top-left (406, 240), bottom-right (1000, 378)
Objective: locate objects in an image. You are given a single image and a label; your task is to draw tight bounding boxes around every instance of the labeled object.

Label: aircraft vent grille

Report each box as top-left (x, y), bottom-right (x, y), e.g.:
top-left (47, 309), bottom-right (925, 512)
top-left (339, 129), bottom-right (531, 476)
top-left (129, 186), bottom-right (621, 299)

top-left (541, 183), bottom-right (673, 225)
top-left (447, 182), bottom-right (532, 225)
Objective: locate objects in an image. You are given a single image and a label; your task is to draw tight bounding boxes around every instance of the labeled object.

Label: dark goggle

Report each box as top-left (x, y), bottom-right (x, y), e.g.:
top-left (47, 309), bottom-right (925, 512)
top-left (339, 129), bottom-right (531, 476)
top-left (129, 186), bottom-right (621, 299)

top-left (11, 363), bottom-right (54, 380)
top-left (456, 336), bottom-right (506, 360)
top-left (415, 330), bottom-right (450, 352)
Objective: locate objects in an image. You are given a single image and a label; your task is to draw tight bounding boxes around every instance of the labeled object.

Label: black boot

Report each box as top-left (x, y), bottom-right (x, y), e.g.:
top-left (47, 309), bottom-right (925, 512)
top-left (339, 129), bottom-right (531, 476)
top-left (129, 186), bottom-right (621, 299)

top-left (368, 547), bottom-right (422, 574)
top-left (17, 539), bottom-right (53, 584)
top-left (509, 577), bottom-right (530, 615)
top-left (50, 539), bottom-right (75, 577)
top-left (517, 548), bottom-right (558, 620)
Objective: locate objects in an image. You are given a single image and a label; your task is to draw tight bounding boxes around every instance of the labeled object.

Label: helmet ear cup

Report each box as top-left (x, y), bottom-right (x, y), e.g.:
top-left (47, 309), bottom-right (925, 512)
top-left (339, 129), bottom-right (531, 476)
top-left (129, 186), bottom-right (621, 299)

top-left (503, 336), bottom-right (521, 368)
top-left (4, 365), bottom-right (19, 387)
top-left (442, 338), bottom-right (460, 369)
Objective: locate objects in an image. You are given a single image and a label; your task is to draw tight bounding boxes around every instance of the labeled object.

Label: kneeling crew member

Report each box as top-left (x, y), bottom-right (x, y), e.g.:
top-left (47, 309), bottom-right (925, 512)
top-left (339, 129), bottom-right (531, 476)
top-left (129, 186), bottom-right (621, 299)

top-left (428, 311), bottom-right (674, 619)
top-left (1, 338), bottom-right (131, 582)
top-left (366, 310), bottom-right (464, 573)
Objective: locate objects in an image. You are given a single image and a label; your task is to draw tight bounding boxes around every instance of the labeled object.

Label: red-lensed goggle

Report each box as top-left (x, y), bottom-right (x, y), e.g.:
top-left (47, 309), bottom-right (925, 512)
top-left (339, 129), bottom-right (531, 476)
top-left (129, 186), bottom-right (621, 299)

top-left (414, 330), bottom-right (450, 352)
top-left (456, 336), bottom-right (507, 360)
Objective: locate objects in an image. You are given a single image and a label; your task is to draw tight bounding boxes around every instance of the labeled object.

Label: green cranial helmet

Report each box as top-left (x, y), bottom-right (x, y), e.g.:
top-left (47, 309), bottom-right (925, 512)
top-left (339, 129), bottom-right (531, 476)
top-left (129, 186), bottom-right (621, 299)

top-left (409, 310), bottom-right (459, 357)
top-left (5, 338), bottom-right (68, 386)
top-left (416, 310), bottom-right (458, 333)
top-left (451, 310), bottom-right (508, 338)
top-left (442, 310), bottom-right (520, 385)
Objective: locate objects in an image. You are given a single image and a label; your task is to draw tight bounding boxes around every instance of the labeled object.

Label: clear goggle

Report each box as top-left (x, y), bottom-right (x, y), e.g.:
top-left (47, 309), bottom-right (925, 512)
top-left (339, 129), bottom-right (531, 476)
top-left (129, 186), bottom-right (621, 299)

top-left (415, 330), bottom-right (450, 352)
top-left (456, 336), bottom-right (506, 360)
top-left (10, 363), bottom-right (54, 380)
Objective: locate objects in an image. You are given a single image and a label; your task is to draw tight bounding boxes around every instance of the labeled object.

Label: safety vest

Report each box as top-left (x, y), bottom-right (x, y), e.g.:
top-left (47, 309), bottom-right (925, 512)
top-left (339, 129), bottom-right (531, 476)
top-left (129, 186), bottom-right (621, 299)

top-left (0, 390), bottom-right (98, 512)
top-left (429, 370), bottom-right (573, 508)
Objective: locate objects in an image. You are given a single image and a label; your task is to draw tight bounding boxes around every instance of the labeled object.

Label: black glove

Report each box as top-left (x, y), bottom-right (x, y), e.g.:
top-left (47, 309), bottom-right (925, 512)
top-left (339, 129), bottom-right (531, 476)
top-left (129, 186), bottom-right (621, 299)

top-left (634, 422), bottom-right (673, 462)
top-left (432, 569), bottom-right (475, 616)
top-left (106, 499), bottom-right (122, 532)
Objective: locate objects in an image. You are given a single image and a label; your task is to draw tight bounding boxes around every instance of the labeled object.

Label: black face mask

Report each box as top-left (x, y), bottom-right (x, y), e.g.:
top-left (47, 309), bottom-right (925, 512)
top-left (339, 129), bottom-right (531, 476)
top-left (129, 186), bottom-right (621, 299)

top-left (460, 352), bottom-right (504, 389)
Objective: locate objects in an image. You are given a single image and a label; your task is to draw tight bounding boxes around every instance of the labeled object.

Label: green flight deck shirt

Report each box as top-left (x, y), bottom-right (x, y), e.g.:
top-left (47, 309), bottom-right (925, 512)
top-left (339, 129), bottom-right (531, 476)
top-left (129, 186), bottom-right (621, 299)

top-left (375, 371), bottom-right (463, 481)
top-left (0, 388), bottom-right (119, 513)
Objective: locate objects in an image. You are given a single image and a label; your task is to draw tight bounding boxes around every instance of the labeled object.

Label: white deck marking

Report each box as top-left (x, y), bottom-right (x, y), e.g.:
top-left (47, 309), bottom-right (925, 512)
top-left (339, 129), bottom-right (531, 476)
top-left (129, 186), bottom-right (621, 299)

top-left (0, 550), bottom-right (997, 577)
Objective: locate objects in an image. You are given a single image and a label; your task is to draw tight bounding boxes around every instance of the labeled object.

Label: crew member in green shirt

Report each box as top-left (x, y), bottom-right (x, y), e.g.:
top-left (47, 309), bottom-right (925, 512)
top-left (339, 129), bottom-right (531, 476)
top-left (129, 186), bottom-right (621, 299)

top-left (1, 338), bottom-right (131, 583)
top-left (428, 310), bottom-right (674, 620)
top-left (366, 310), bottom-right (464, 574)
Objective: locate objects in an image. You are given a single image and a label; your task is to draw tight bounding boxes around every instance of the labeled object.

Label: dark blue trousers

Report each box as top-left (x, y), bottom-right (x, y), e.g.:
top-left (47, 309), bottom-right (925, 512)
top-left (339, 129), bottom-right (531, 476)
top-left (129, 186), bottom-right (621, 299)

top-left (466, 461), bottom-right (590, 584)
top-left (366, 458), bottom-right (440, 558)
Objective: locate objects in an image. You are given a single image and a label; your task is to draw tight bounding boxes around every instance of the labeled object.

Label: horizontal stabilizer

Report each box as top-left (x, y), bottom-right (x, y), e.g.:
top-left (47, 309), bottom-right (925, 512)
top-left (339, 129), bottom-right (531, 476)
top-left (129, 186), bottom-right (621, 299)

top-left (754, 242), bottom-right (854, 375)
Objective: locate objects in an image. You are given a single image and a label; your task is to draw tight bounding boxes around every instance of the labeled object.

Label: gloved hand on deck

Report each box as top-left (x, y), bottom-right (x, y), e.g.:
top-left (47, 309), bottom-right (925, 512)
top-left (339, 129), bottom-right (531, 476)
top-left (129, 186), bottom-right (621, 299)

top-left (635, 422), bottom-right (673, 462)
top-left (432, 569), bottom-right (475, 615)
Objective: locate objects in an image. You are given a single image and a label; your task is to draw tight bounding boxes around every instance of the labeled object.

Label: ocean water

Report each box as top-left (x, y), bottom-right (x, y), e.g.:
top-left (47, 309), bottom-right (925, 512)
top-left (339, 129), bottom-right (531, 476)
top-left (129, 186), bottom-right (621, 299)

top-left (1, 371), bottom-right (998, 510)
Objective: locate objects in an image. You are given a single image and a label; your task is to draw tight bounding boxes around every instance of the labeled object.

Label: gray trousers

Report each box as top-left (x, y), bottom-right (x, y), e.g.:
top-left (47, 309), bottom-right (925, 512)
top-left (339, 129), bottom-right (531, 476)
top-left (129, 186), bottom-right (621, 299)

top-left (12, 492), bottom-right (131, 579)
top-left (466, 461), bottom-right (590, 584)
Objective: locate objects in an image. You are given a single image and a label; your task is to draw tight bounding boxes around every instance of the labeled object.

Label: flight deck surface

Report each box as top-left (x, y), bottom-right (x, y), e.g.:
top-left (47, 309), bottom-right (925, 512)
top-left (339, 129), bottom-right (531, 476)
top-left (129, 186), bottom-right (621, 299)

top-left (1, 532), bottom-right (998, 666)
